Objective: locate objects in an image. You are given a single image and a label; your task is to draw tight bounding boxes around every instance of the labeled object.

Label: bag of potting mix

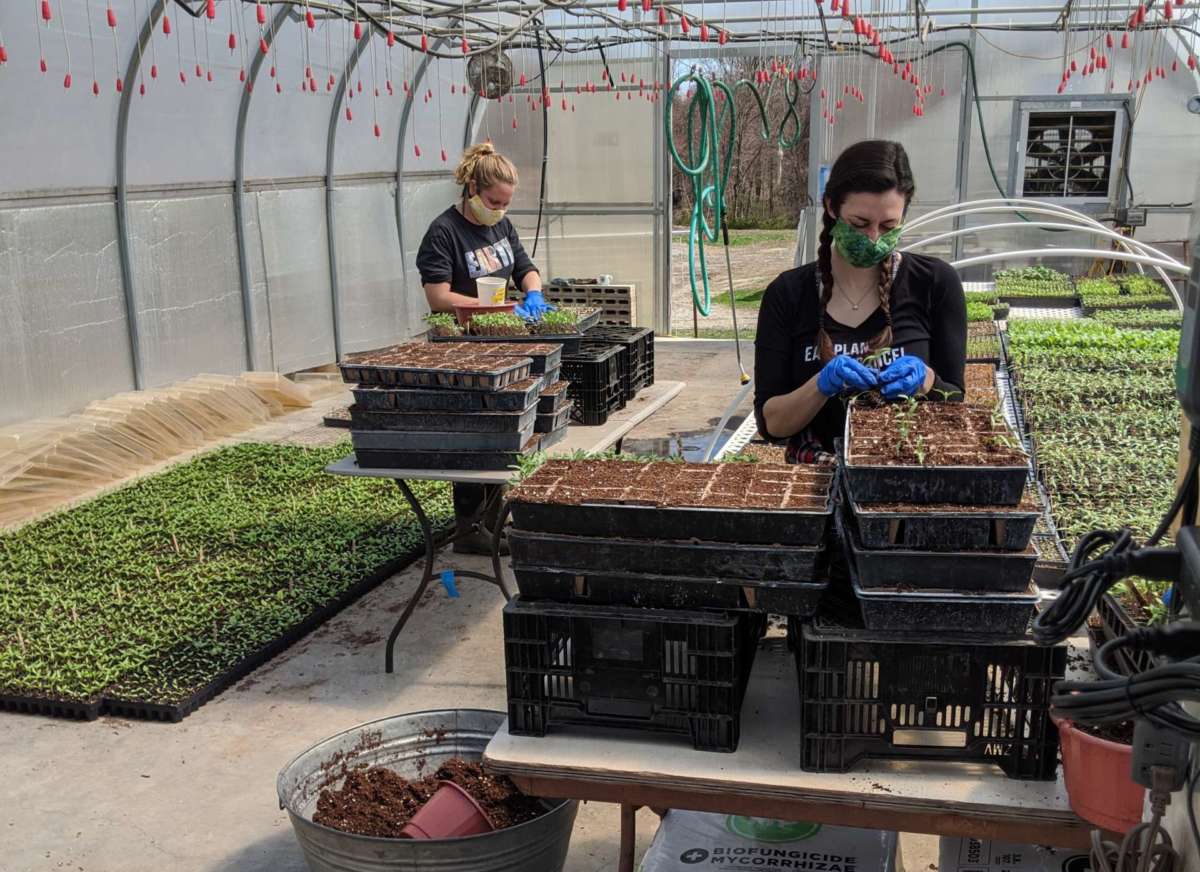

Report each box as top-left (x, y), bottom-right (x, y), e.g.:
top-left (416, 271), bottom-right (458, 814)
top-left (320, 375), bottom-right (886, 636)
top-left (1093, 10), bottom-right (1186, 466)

top-left (638, 810), bottom-right (898, 872)
top-left (938, 837), bottom-right (1092, 872)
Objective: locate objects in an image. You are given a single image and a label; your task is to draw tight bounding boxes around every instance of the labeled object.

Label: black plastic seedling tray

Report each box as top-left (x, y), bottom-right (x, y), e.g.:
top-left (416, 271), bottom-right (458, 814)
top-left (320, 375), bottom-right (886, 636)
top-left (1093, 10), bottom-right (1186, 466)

top-left (511, 565), bottom-right (828, 615)
top-left (351, 423), bottom-right (534, 452)
top-left (432, 332), bottom-right (584, 354)
top-left (428, 340), bottom-right (564, 375)
top-left (348, 404), bottom-right (537, 434)
top-left (0, 691), bottom-right (102, 721)
top-left (851, 574), bottom-right (1039, 636)
top-left (999, 294), bottom-right (1081, 309)
top-left (508, 529), bottom-right (823, 582)
top-left (537, 382), bottom-right (571, 414)
top-left (843, 413), bottom-right (1030, 506)
top-left (837, 502), bottom-right (1037, 593)
top-left (352, 378), bottom-right (543, 414)
top-left (510, 490), bottom-right (833, 546)
top-left (791, 614), bottom-right (1065, 780)
top-left (505, 597), bottom-right (763, 752)
top-left (355, 433), bottom-right (544, 471)
top-left (536, 403), bottom-right (574, 434)
top-left (849, 493), bottom-right (1038, 551)
top-left (339, 356), bottom-right (533, 389)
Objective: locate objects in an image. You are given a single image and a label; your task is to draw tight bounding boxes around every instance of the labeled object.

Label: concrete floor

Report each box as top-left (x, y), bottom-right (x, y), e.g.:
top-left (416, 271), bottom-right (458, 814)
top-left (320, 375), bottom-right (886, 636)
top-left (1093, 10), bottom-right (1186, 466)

top-left (0, 344), bottom-right (937, 872)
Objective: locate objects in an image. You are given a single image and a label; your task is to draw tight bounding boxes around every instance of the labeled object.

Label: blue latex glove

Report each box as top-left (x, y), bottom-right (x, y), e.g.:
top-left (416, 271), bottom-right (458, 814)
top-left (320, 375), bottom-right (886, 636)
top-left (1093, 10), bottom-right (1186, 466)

top-left (879, 355), bottom-right (928, 400)
top-left (817, 354), bottom-right (880, 397)
top-left (515, 289), bottom-right (555, 321)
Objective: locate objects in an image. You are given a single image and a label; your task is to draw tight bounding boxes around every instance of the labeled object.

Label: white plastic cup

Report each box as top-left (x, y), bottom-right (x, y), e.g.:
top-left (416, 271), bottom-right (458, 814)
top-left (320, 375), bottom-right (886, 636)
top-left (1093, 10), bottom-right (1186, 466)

top-left (476, 276), bottom-right (508, 304)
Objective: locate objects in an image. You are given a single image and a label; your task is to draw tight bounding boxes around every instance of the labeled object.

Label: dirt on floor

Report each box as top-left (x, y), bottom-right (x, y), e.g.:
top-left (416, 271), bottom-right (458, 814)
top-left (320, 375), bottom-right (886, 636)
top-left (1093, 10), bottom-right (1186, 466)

top-left (670, 232), bottom-right (797, 334)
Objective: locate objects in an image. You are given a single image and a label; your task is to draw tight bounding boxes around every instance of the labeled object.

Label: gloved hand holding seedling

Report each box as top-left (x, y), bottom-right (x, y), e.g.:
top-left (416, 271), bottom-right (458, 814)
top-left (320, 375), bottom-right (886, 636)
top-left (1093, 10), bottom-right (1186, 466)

top-left (817, 354), bottom-right (879, 397)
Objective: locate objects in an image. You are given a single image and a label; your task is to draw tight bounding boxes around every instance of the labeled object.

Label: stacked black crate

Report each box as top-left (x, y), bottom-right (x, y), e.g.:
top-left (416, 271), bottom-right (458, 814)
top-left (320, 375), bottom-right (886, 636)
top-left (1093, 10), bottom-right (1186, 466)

top-left (338, 342), bottom-right (568, 470)
top-left (584, 326), bottom-right (656, 400)
top-left (559, 344), bottom-right (625, 426)
top-left (792, 398), bottom-right (1067, 780)
top-left (502, 458), bottom-right (836, 752)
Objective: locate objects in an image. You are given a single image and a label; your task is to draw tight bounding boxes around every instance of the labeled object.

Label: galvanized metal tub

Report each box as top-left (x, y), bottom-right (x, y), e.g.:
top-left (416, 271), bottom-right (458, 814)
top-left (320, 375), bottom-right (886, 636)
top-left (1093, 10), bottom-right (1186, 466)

top-left (277, 709), bottom-right (578, 872)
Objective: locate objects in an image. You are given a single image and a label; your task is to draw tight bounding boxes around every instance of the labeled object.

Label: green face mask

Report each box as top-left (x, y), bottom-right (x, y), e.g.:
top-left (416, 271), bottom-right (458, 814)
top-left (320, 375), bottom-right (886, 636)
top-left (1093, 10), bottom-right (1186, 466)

top-left (832, 219), bottom-right (903, 268)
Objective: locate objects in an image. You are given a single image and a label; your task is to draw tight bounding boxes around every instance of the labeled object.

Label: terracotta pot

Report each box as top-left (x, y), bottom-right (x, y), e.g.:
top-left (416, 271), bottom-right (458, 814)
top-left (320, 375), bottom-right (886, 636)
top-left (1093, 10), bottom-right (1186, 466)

top-left (453, 302), bottom-right (518, 328)
top-left (401, 781), bottom-right (495, 840)
top-left (1056, 718), bottom-right (1144, 833)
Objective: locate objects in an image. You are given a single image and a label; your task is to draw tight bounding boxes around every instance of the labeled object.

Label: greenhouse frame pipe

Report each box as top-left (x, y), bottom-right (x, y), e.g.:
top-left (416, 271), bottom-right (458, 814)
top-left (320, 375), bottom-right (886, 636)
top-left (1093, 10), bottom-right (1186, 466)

top-left (394, 42), bottom-right (441, 281)
top-left (905, 220), bottom-right (1185, 308)
top-left (235, 4), bottom-right (295, 372)
top-left (325, 25), bottom-right (376, 362)
top-left (951, 248), bottom-right (1188, 279)
top-left (115, 0), bottom-right (171, 390)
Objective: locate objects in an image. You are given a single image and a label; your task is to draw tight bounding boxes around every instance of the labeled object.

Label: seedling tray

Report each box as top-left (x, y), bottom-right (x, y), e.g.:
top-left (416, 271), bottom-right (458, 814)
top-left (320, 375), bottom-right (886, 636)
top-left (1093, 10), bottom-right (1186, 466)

top-left (845, 471), bottom-right (1038, 551)
top-left (355, 434), bottom-right (543, 471)
top-left (791, 614), bottom-right (1065, 779)
top-left (511, 565), bottom-right (828, 615)
top-left (350, 423), bottom-right (534, 452)
top-left (510, 496), bottom-right (831, 546)
top-left (348, 404), bottom-right (537, 434)
top-left (537, 381), bottom-right (571, 414)
top-left (0, 691), bottom-right (102, 721)
top-left (339, 353), bottom-right (533, 389)
top-left (538, 423), bottom-right (568, 453)
top-left (837, 502), bottom-right (1037, 593)
top-left (999, 294), bottom-right (1081, 308)
top-left (851, 574), bottom-right (1039, 636)
top-left (353, 377), bottom-right (544, 414)
top-left (536, 403), bottom-right (574, 434)
top-left (843, 406), bottom-right (1030, 506)
top-left (429, 340), bottom-right (564, 375)
top-left (505, 597), bottom-right (763, 752)
top-left (432, 332), bottom-right (584, 354)
top-left (507, 529), bottom-right (823, 582)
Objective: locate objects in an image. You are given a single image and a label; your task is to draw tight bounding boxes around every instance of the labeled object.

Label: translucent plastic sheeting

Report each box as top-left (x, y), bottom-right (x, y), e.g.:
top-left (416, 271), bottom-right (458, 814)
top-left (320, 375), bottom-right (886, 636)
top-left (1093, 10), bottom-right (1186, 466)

top-left (0, 201), bottom-right (135, 428)
top-left (124, 4), bottom-right (265, 186)
top-left (252, 186), bottom-right (336, 374)
top-left (332, 182), bottom-right (411, 354)
top-left (126, 194), bottom-right (246, 387)
top-left (510, 212), bottom-right (656, 327)
top-left (0, 0), bottom-right (142, 191)
top-left (242, 16), bottom-right (337, 180)
top-left (404, 63), bottom-right (472, 175)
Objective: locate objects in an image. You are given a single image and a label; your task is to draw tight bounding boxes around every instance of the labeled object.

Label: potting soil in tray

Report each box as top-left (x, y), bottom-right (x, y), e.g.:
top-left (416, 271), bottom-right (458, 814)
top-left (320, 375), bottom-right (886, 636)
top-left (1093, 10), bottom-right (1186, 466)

top-left (432, 331), bottom-right (585, 354)
top-left (339, 343), bottom-right (533, 389)
top-left (844, 399), bottom-right (1030, 505)
top-left (511, 565), bottom-right (828, 615)
top-left (352, 377), bottom-right (544, 413)
top-left (430, 340), bottom-right (564, 375)
top-left (312, 758), bottom-right (548, 838)
top-left (348, 404), bottom-right (538, 434)
top-left (509, 459), bottom-right (834, 545)
top-left (350, 423), bottom-right (535, 453)
top-left (508, 529), bottom-right (823, 582)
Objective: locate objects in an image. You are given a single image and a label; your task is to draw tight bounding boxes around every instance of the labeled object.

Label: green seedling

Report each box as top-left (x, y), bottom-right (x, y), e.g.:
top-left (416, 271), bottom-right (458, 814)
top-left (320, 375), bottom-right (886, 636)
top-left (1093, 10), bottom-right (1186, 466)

top-left (469, 312), bottom-right (528, 336)
top-left (424, 312), bottom-right (462, 336)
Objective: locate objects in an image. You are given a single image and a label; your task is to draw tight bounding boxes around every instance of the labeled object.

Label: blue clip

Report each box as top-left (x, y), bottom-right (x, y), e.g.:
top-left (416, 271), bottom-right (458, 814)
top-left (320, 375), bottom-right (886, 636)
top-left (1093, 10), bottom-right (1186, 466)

top-left (440, 570), bottom-right (460, 598)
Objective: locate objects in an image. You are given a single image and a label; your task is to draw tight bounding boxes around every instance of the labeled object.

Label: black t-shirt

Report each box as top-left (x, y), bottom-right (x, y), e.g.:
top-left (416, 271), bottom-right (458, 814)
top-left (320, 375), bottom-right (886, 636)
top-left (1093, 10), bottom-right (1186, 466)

top-left (753, 252), bottom-right (967, 452)
top-left (415, 206), bottom-right (537, 298)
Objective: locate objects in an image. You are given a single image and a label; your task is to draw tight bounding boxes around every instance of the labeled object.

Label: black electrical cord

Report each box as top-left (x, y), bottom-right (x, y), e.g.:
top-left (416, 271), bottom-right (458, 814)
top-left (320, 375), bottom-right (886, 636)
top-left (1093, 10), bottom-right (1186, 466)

top-left (531, 19), bottom-right (549, 262)
top-left (1189, 762), bottom-right (1200, 862)
top-left (1033, 431), bottom-right (1200, 645)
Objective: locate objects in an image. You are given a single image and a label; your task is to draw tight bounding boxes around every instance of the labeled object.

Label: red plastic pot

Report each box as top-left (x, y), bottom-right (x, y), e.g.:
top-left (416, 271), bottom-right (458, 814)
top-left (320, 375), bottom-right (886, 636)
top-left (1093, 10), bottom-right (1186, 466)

top-left (453, 302), bottom-right (518, 328)
top-left (1056, 718), bottom-right (1145, 833)
top-left (400, 781), bottom-right (494, 840)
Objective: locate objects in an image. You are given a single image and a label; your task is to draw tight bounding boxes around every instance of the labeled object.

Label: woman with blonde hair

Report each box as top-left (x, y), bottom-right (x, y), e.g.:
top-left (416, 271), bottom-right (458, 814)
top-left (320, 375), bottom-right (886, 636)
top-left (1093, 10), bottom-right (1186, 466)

top-left (416, 142), bottom-right (551, 320)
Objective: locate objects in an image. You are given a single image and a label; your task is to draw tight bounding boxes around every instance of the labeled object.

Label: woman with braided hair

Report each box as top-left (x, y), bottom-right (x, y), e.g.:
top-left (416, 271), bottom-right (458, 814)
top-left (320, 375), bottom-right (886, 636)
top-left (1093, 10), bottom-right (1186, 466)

top-left (754, 140), bottom-right (966, 463)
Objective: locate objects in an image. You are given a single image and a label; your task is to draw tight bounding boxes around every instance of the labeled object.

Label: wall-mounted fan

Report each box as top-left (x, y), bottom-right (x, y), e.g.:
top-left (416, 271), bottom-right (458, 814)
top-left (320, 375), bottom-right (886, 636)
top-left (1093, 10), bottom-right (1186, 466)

top-left (467, 49), bottom-right (514, 100)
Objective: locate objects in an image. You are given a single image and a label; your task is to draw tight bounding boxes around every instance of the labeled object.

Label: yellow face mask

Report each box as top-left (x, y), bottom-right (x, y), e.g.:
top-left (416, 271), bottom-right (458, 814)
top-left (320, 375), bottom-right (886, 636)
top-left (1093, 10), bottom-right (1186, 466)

top-left (467, 194), bottom-right (506, 227)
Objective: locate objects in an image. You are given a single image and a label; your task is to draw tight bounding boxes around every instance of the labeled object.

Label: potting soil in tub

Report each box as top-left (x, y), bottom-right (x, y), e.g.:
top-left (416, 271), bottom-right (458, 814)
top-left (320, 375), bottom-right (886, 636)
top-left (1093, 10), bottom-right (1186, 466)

top-left (312, 758), bottom-right (547, 838)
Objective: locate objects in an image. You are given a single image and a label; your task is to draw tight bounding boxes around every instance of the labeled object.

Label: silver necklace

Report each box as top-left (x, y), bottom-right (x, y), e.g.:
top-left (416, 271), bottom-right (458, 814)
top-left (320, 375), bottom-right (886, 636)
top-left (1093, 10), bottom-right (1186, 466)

top-left (836, 281), bottom-right (876, 311)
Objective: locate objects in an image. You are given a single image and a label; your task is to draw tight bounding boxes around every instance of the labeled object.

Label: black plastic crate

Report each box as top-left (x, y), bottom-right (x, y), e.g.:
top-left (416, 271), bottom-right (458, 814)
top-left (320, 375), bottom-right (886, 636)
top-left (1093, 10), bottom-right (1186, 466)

top-left (512, 565), bottom-right (828, 615)
top-left (791, 615), bottom-right (1066, 779)
top-left (509, 529), bottom-right (824, 583)
top-left (561, 344), bottom-right (622, 393)
top-left (585, 327), bottom-right (654, 398)
top-left (579, 339), bottom-right (632, 402)
top-left (352, 378), bottom-right (543, 414)
top-left (568, 380), bottom-right (624, 426)
top-left (505, 598), bottom-right (764, 752)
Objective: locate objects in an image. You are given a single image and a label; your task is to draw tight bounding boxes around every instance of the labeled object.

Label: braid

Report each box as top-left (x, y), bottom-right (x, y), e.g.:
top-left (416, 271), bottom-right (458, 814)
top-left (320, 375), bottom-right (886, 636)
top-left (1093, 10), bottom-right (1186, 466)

top-left (868, 254), bottom-right (896, 353)
top-left (816, 211), bottom-right (837, 363)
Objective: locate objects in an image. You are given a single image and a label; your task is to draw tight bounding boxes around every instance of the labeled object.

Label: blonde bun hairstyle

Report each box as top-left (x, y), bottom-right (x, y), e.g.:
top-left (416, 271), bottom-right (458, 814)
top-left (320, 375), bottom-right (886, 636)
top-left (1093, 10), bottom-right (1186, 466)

top-left (455, 142), bottom-right (518, 195)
